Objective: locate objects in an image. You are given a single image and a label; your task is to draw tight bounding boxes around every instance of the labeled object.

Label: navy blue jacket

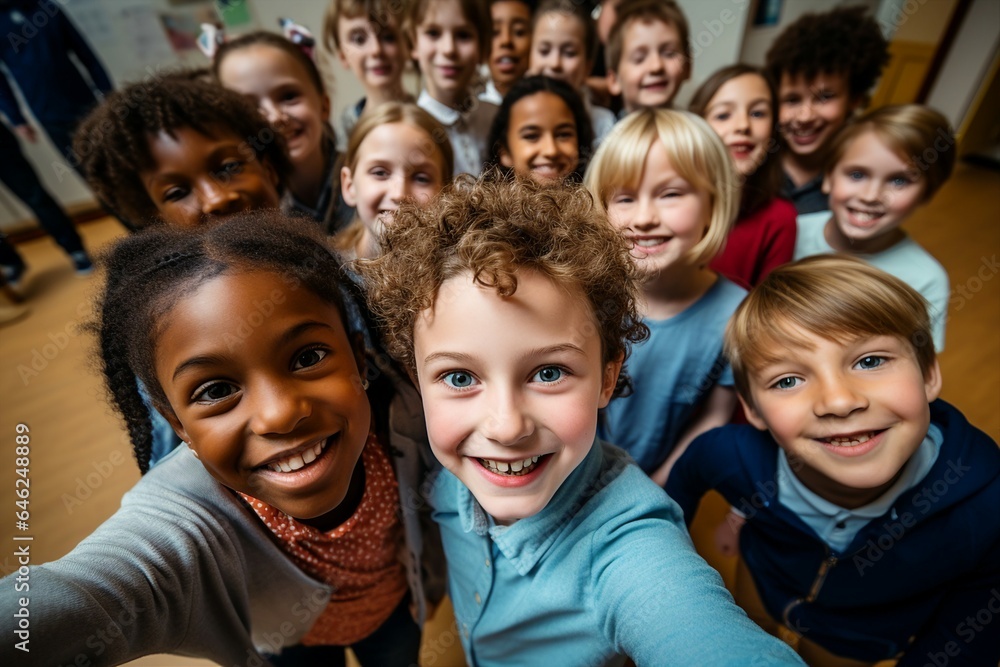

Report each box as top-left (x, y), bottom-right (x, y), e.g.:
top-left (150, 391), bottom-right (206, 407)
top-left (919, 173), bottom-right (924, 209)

top-left (0, 1), bottom-right (111, 127)
top-left (667, 400), bottom-right (1000, 665)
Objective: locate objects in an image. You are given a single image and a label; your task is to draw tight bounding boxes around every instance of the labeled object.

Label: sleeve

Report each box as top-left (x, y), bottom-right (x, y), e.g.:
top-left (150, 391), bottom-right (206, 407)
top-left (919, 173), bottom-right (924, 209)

top-left (592, 491), bottom-right (805, 666)
top-left (0, 490), bottom-right (269, 666)
top-left (0, 71), bottom-right (28, 126)
top-left (665, 430), bottom-right (724, 524)
top-left (758, 199), bottom-right (797, 280)
top-left (59, 6), bottom-right (113, 93)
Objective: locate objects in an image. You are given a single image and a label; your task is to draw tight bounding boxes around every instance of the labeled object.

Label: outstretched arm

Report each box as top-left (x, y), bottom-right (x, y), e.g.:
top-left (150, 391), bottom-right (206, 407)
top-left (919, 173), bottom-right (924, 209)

top-left (651, 385), bottom-right (736, 487)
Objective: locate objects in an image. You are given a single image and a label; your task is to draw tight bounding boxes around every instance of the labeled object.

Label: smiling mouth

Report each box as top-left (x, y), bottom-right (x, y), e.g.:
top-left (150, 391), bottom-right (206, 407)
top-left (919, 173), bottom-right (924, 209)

top-left (815, 430), bottom-right (885, 447)
top-left (847, 207), bottom-right (885, 224)
top-left (479, 455), bottom-right (541, 476)
top-left (259, 436), bottom-right (332, 473)
top-left (633, 236), bottom-right (671, 248)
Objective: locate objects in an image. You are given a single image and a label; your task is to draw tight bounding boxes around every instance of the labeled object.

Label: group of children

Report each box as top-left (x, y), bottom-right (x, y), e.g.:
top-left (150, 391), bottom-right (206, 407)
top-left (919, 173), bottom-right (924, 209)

top-left (2, 1), bottom-right (997, 666)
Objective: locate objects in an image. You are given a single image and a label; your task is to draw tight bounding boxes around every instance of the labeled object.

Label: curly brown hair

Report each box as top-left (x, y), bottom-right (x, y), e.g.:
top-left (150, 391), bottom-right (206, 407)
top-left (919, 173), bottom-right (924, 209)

top-left (357, 175), bottom-right (648, 397)
top-left (764, 5), bottom-right (889, 101)
top-left (73, 71), bottom-right (292, 228)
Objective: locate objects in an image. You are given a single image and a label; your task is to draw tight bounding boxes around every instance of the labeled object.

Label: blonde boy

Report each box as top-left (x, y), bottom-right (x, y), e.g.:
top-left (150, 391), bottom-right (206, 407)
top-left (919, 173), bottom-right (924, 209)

top-left (606, 0), bottom-right (690, 115)
top-left (359, 176), bottom-right (804, 666)
top-left (667, 255), bottom-right (1000, 666)
top-left (323, 0), bottom-right (411, 145)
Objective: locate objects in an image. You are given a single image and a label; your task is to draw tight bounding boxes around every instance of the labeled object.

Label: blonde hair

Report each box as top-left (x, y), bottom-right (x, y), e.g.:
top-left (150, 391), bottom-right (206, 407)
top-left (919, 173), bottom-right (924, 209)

top-left (826, 104), bottom-right (955, 202)
top-left (584, 108), bottom-right (739, 267)
top-left (725, 255), bottom-right (936, 404)
top-left (336, 102), bottom-right (454, 252)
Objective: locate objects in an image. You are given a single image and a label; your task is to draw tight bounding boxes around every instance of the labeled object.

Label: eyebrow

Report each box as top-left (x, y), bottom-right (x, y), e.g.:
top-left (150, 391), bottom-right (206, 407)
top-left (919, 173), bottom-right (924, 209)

top-left (172, 320), bottom-right (336, 381)
top-left (422, 343), bottom-right (587, 366)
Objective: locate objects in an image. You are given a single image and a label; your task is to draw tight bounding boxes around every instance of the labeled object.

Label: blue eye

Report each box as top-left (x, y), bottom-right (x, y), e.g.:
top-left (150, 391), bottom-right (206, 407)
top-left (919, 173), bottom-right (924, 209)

top-left (855, 356), bottom-right (885, 370)
top-left (773, 376), bottom-right (801, 390)
top-left (532, 366), bottom-right (563, 383)
top-left (443, 371), bottom-right (477, 389)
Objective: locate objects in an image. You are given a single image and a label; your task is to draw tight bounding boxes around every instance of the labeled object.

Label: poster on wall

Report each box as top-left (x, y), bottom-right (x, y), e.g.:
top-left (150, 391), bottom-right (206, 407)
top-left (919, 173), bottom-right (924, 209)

top-left (159, 3), bottom-right (222, 55)
top-left (753, 0), bottom-right (782, 27)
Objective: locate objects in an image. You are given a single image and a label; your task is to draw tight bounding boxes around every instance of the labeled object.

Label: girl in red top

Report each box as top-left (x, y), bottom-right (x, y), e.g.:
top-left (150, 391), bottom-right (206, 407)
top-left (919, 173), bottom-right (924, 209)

top-left (690, 64), bottom-right (796, 288)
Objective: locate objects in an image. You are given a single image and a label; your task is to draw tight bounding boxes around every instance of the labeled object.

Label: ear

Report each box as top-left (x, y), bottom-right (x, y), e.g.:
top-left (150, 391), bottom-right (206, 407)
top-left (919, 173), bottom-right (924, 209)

top-left (607, 70), bottom-right (622, 96)
top-left (350, 331), bottom-right (368, 381)
top-left (738, 394), bottom-right (769, 432)
top-left (821, 173), bottom-right (831, 195)
top-left (341, 165), bottom-right (357, 207)
top-left (924, 359), bottom-right (943, 403)
top-left (499, 144), bottom-right (514, 169)
top-left (321, 93), bottom-right (332, 122)
top-left (158, 405), bottom-right (192, 448)
top-left (598, 353), bottom-right (625, 408)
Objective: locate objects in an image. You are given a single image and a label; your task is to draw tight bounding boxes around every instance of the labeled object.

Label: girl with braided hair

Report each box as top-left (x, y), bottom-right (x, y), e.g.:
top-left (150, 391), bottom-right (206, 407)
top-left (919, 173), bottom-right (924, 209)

top-left (0, 212), bottom-right (440, 667)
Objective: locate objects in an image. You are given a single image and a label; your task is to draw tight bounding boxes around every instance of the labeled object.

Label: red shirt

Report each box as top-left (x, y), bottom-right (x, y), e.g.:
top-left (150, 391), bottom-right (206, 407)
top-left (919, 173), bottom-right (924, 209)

top-left (710, 197), bottom-right (797, 289)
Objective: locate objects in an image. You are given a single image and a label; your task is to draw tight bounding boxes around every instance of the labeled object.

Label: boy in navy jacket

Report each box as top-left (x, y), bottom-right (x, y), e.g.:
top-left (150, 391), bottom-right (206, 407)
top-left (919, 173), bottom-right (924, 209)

top-left (667, 255), bottom-right (999, 666)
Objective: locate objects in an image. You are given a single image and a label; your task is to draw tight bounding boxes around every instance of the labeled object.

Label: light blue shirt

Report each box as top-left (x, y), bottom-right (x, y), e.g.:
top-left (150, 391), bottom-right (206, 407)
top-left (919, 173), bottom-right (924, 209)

top-left (429, 440), bottom-right (805, 666)
top-left (794, 211), bottom-right (949, 351)
top-left (778, 425), bottom-right (943, 552)
top-left (599, 276), bottom-right (747, 472)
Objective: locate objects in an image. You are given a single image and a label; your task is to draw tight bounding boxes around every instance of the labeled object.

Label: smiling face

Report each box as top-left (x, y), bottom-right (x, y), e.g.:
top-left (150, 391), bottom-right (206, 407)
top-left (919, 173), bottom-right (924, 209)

top-left (413, 0), bottom-right (483, 107)
top-left (216, 44), bottom-right (331, 169)
top-left (823, 130), bottom-right (926, 254)
top-left (155, 270), bottom-right (371, 522)
top-left (414, 269), bottom-right (620, 524)
top-left (499, 91), bottom-right (579, 182)
top-left (778, 71), bottom-right (856, 160)
top-left (336, 14), bottom-right (407, 95)
top-left (704, 73), bottom-right (774, 177)
top-left (743, 328), bottom-right (941, 508)
top-left (609, 18), bottom-right (688, 112)
top-left (341, 122), bottom-right (446, 245)
top-left (605, 140), bottom-right (711, 276)
top-left (489, 0), bottom-right (532, 94)
top-left (141, 127), bottom-right (280, 228)
top-left (528, 11), bottom-right (590, 90)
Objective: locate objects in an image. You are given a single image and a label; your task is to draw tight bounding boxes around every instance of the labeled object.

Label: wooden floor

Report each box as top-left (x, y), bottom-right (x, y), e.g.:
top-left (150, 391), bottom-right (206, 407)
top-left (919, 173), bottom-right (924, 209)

top-left (1, 163), bottom-right (997, 666)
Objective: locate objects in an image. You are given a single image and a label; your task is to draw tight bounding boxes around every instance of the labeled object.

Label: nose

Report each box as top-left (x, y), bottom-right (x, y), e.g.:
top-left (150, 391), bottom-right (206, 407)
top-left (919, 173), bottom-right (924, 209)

top-left (258, 99), bottom-right (286, 128)
top-left (200, 180), bottom-right (242, 217)
top-left (387, 174), bottom-right (410, 203)
top-left (860, 179), bottom-right (884, 204)
top-left (481, 387), bottom-right (534, 446)
top-left (498, 25), bottom-right (513, 48)
top-left (440, 31), bottom-right (456, 56)
top-left (249, 380), bottom-right (312, 436)
top-left (540, 133), bottom-right (558, 157)
top-left (813, 373), bottom-right (868, 419)
top-left (632, 196), bottom-right (659, 230)
top-left (734, 110), bottom-right (751, 134)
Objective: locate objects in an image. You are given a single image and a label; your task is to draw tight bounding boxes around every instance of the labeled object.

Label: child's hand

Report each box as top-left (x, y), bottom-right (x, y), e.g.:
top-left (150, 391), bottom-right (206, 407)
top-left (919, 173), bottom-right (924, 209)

top-left (713, 510), bottom-right (746, 557)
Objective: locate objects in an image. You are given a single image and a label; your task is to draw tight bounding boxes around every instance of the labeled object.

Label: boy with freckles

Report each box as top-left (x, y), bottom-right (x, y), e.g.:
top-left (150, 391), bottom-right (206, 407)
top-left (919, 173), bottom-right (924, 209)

top-left (359, 177), bottom-right (804, 666)
top-left (667, 255), bottom-right (1000, 667)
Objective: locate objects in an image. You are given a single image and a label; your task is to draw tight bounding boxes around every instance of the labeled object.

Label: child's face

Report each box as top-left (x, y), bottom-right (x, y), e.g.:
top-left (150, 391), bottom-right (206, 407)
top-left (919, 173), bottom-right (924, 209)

top-left (341, 122), bottom-right (446, 236)
top-left (743, 328), bottom-right (941, 507)
top-left (609, 18), bottom-right (688, 112)
top-left (704, 73), bottom-right (774, 177)
top-left (413, 269), bottom-right (620, 525)
top-left (336, 15), bottom-right (407, 94)
top-left (823, 130), bottom-right (927, 254)
top-left (778, 71), bottom-right (856, 159)
top-left (141, 127), bottom-right (280, 228)
top-left (489, 1), bottom-right (532, 92)
top-left (413, 0), bottom-right (483, 105)
top-left (605, 140), bottom-right (710, 276)
top-left (499, 91), bottom-right (579, 183)
top-left (217, 44), bottom-right (331, 168)
top-left (528, 11), bottom-right (590, 90)
top-left (155, 270), bottom-right (371, 522)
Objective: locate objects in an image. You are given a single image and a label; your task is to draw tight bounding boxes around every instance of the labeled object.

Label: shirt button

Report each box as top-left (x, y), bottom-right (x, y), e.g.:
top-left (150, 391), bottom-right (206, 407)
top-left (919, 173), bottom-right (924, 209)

top-left (485, 559), bottom-right (491, 568)
top-left (475, 592), bottom-right (481, 605)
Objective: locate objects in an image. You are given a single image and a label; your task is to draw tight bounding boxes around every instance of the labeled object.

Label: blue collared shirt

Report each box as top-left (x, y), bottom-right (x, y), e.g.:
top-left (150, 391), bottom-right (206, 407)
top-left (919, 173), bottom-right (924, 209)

top-left (430, 440), bottom-right (804, 666)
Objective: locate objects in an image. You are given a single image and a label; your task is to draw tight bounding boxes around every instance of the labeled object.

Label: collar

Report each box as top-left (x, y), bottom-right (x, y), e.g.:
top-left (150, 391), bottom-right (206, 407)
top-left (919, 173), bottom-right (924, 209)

top-left (455, 438), bottom-right (611, 575)
top-left (782, 172), bottom-right (824, 197)
top-left (418, 89), bottom-right (462, 126)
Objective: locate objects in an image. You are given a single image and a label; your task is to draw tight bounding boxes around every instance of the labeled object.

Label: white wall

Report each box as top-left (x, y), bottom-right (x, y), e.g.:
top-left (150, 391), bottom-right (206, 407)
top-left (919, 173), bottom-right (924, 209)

top-left (925, 0), bottom-right (1000, 131)
top-left (672, 0), bottom-right (753, 108)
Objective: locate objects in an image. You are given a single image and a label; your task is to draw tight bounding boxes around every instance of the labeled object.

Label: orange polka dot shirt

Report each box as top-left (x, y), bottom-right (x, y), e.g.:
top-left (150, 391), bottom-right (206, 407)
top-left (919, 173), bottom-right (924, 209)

top-left (240, 434), bottom-right (408, 646)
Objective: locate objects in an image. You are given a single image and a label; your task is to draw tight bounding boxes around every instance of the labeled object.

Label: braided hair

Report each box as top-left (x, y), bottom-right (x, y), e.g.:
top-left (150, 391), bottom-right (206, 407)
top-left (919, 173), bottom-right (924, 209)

top-left (88, 210), bottom-right (378, 473)
top-left (73, 71), bottom-right (293, 228)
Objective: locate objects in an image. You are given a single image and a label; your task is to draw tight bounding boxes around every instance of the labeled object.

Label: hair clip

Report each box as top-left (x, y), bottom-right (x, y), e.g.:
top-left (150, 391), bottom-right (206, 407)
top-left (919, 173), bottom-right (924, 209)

top-left (197, 22), bottom-right (226, 59)
top-left (279, 17), bottom-right (315, 59)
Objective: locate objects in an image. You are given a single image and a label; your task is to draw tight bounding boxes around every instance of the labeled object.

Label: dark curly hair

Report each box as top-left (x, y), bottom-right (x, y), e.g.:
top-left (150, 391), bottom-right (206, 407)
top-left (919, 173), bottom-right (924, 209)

top-left (357, 175), bottom-right (649, 397)
top-left (72, 71), bottom-right (293, 228)
top-left (88, 211), bottom-right (371, 473)
top-left (485, 75), bottom-right (595, 181)
top-left (764, 5), bottom-right (889, 101)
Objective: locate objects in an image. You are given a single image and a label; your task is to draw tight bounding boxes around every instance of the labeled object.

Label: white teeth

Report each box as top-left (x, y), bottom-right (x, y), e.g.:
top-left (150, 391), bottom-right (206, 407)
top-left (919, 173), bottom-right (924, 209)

top-left (635, 238), bottom-right (666, 247)
top-left (268, 440), bottom-right (327, 473)
top-left (823, 432), bottom-right (874, 447)
top-left (849, 209), bottom-right (883, 222)
top-left (479, 456), bottom-right (541, 476)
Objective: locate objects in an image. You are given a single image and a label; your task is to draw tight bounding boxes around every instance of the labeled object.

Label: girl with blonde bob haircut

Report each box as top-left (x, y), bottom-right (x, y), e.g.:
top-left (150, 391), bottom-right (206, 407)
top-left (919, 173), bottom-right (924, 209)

top-left (336, 102), bottom-right (454, 260)
top-left (584, 109), bottom-right (746, 487)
